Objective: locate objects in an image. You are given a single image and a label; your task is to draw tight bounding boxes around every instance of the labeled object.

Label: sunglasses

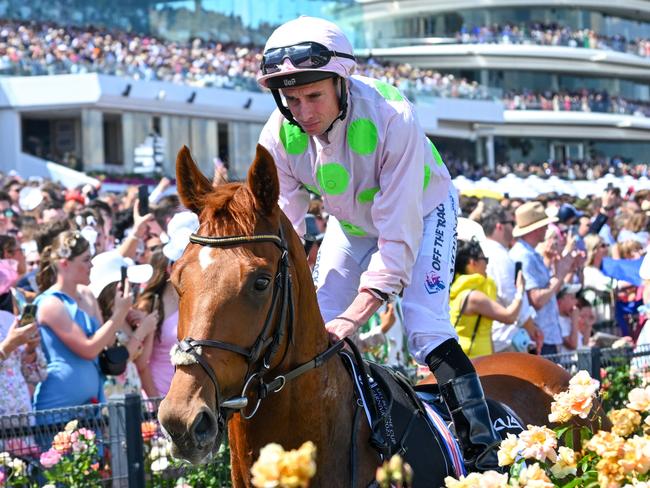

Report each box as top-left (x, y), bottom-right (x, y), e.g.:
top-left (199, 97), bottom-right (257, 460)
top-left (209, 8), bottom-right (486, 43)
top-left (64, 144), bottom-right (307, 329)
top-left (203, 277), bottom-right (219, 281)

top-left (501, 220), bottom-right (515, 226)
top-left (262, 42), bottom-right (355, 75)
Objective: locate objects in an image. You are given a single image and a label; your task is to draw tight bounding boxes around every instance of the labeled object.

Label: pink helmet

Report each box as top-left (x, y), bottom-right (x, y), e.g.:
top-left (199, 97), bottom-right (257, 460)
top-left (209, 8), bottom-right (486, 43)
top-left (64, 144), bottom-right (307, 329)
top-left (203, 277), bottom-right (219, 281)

top-left (257, 16), bottom-right (356, 90)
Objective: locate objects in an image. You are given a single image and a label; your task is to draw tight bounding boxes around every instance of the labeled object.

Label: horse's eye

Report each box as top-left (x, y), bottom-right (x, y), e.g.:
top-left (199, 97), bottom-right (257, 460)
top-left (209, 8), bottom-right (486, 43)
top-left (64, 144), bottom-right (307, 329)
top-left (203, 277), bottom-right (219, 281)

top-left (254, 277), bottom-right (271, 291)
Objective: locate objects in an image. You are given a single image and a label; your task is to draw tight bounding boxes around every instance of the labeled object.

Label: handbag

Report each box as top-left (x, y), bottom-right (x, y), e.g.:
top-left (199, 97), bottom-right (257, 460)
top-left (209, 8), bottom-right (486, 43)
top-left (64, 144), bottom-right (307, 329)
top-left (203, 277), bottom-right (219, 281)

top-left (98, 344), bottom-right (129, 376)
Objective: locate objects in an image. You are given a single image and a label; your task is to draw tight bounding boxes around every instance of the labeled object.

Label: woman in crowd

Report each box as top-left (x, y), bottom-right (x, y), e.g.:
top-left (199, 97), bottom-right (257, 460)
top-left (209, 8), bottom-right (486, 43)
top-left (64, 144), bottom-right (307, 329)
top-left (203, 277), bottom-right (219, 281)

top-left (0, 234), bottom-right (26, 313)
top-left (0, 312), bottom-right (47, 416)
top-left (450, 239), bottom-right (525, 358)
top-left (135, 248), bottom-right (178, 397)
top-left (91, 251), bottom-right (158, 398)
top-left (581, 234), bottom-right (620, 333)
top-left (33, 231), bottom-right (131, 409)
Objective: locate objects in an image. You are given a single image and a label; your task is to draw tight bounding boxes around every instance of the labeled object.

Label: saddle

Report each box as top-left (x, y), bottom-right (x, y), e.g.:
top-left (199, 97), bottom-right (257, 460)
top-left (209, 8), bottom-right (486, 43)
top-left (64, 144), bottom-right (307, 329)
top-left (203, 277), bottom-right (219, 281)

top-left (340, 340), bottom-right (524, 488)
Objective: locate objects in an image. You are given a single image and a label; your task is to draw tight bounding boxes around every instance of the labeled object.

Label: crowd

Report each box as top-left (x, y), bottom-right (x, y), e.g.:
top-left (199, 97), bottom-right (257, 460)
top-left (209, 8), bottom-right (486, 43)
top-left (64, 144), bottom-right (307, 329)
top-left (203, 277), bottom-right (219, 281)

top-left (456, 22), bottom-right (650, 58)
top-left (2, 19), bottom-right (650, 116)
top-left (300, 177), bottom-right (650, 373)
top-left (502, 89), bottom-right (650, 117)
top-left (0, 172), bottom-right (197, 424)
top-left (446, 158), bottom-right (650, 182)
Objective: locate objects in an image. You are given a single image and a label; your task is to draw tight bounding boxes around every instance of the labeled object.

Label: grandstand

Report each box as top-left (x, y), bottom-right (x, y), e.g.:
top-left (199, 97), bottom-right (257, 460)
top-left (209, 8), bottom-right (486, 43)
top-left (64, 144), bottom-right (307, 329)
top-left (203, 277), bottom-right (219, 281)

top-left (337, 0), bottom-right (650, 169)
top-left (0, 0), bottom-right (648, 178)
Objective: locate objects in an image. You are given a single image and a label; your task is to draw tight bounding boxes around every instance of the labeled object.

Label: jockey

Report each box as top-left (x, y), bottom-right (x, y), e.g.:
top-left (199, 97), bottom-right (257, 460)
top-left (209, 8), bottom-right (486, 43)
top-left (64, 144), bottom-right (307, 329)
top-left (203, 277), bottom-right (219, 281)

top-left (257, 16), bottom-right (501, 472)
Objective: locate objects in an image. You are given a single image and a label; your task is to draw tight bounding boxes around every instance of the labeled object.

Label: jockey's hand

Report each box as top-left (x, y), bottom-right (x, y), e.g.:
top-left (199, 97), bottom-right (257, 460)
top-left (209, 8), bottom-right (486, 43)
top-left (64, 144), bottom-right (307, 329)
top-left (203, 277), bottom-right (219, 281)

top-left (325, 316), bottom-right (360, 342)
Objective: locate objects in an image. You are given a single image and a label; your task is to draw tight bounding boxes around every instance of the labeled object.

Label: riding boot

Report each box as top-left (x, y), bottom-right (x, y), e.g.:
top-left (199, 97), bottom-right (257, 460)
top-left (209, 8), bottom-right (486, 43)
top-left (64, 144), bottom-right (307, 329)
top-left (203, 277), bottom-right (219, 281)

top-left (425, 339), bottom-right (503, 473)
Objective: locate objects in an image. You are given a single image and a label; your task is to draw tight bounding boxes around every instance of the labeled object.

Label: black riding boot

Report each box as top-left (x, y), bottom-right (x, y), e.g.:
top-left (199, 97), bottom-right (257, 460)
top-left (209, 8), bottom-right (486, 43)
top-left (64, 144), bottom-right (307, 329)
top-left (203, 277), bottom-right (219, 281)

top-left (426, 339), bottom-right (503, 473)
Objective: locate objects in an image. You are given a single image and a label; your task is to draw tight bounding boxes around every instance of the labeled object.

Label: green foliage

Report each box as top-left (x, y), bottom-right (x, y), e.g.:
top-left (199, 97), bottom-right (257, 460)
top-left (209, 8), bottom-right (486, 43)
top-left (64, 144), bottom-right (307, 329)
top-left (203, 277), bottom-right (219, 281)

top-left (600, 364), bottom-right (642, 411)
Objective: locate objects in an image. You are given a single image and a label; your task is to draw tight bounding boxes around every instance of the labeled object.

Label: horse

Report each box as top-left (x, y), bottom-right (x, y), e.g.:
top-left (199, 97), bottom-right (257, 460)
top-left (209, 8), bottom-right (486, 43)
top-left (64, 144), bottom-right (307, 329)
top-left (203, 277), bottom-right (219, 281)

top-left (158, 144), bottom-right (589, 487)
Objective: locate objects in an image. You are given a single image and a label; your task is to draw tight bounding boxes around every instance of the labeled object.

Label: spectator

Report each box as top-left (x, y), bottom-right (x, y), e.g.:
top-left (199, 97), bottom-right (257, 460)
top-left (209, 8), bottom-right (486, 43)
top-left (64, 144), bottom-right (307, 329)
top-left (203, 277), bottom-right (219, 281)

top-left (510, 202), bottom-right (573, 354)
top-left (33, 231), bottom-right (130, 409)
top-left (134, 247), bottom-right (177, 398)
top-left (133, 212), bottom-right (195, 397)
top-left (90, 251), bottom-right (157, 398)
top-left (581, 235), bottom-right (616, 331)
top-left (0, 310), bottom-right (47, 416)
top-left (450, 238), bottom-right (525, 358)
top-left (557, 284), bottom-right (585, 352)
top-left (479, 205), bottom-right (542, 353)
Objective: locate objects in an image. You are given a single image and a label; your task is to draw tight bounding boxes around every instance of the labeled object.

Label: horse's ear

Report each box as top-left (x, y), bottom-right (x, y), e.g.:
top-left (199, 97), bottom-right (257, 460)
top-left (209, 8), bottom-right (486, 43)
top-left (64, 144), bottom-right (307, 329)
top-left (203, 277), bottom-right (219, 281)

top-left (176, 146), bottom-right (213, 214)
top-left (247, 144), bottom-right (279, 216)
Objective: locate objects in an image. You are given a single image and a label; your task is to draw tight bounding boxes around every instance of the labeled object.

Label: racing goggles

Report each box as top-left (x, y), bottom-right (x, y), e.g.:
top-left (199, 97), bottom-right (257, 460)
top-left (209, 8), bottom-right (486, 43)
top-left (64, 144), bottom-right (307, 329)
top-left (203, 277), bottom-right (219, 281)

top-left (262, 42), bottom-right (355, 74)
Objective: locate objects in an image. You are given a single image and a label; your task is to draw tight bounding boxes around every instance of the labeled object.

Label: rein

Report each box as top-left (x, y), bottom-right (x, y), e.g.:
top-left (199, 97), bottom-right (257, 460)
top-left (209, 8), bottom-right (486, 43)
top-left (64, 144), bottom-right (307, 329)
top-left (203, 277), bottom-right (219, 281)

top-left (174, 224), bottom-right (344, 421)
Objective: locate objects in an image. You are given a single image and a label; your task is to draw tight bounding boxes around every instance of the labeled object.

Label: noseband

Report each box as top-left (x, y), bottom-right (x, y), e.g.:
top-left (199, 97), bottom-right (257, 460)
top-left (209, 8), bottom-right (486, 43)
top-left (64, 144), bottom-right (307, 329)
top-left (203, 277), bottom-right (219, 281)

top-left (175, 223), bottom-right (343, 421)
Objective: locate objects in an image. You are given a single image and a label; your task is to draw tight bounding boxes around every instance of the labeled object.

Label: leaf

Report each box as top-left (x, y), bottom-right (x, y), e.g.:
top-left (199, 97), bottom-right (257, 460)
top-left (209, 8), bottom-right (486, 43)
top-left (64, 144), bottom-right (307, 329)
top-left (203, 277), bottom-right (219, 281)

top-left (560, 478), bottom-right (583, 488)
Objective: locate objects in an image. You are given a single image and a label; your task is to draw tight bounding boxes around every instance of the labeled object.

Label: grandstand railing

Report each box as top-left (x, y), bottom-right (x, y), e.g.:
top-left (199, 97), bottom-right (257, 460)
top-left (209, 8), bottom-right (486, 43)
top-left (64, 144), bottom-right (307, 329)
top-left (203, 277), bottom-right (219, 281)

top-left (1, 345), bottom-right (648, 487)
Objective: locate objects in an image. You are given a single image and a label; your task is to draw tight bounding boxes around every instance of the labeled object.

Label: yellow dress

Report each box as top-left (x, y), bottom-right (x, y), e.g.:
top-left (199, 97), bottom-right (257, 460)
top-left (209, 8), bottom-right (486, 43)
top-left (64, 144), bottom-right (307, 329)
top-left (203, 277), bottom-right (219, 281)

top-left (449, 273), bottom-right (497, 358)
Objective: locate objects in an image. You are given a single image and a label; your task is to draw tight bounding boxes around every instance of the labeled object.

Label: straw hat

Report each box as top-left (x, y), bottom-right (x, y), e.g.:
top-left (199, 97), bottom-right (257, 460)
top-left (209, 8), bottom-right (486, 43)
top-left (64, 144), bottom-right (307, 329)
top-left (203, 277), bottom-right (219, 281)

top-left (512, 201), bottom-right (559, 238)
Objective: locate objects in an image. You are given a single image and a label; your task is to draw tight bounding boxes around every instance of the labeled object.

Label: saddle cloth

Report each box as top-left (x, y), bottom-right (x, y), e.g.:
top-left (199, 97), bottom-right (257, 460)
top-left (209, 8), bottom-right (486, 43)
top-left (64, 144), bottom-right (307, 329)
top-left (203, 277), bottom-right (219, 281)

top-left (340, 351), bottom-right (525, 487)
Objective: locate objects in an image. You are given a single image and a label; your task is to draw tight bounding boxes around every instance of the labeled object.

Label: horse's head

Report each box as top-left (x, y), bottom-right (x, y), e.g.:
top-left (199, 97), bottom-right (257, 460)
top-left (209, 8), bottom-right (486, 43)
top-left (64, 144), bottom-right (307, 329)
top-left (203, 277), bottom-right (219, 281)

top-left (158, 144), bottom-right (312, 463)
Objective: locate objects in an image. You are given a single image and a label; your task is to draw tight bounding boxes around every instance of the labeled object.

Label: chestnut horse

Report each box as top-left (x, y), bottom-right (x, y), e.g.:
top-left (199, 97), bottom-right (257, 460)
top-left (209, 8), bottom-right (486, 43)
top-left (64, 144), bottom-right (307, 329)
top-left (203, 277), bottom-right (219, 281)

top-left (158, 145), bottom-right (584, 487)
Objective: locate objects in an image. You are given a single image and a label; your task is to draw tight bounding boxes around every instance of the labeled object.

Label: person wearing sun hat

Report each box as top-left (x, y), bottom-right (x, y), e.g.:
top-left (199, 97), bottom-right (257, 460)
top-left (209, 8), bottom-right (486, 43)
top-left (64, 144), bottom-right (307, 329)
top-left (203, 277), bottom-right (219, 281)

top-left (510, 201), bottom-right (575, 355)
top-left (257, 16), bottom-right (502, 473)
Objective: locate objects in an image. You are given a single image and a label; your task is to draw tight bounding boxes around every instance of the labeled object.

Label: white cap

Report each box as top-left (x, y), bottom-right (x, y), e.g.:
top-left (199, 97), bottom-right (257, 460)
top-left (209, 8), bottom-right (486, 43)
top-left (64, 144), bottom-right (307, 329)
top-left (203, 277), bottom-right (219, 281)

top-left (88, 251), bottom-right (153, 297)
top-left (163, 212), bottom-right (200, 262)
top-left (19, 186), bottom-right (43, 212)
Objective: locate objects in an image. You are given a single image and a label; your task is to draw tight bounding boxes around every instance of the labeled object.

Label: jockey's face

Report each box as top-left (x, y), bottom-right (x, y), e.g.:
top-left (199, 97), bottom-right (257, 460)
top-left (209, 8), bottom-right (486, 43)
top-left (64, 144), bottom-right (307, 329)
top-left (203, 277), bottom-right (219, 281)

top-left (281, 78), bottom-right (340, 136)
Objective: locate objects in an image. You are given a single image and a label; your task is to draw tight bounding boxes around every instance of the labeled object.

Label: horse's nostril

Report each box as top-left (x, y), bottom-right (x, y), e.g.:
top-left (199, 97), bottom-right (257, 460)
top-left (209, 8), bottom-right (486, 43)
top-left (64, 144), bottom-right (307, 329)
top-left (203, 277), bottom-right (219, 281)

top-left (191, 410), bottom-right (217, 448)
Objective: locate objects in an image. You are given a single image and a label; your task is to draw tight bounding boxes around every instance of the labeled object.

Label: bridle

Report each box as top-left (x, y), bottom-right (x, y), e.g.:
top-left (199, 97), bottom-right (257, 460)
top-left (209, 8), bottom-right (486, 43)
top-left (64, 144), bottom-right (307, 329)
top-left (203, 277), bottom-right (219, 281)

top-left (176, 222), bottom-right (343, 423)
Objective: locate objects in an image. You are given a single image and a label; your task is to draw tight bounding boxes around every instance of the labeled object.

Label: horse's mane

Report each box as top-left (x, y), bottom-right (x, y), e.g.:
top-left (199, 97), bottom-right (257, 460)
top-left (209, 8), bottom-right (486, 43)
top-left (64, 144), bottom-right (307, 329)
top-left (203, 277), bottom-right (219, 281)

top-left (198, 182), bottom-right (258, 235)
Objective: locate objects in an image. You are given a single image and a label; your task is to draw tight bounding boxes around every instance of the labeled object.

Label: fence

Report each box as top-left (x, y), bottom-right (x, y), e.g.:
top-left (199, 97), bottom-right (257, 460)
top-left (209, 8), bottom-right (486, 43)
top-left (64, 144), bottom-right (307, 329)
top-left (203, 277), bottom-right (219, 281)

top-left (3, 345), bottom-right (650, 487)
top-left (0, 395), bottom-right (231, 488)
top-left (542, 343), bottom-right (650, 379)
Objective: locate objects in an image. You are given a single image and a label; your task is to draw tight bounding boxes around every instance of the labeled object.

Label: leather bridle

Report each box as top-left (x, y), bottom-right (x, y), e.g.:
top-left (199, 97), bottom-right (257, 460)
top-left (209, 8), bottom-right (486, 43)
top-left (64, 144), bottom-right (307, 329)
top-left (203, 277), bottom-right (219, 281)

top-left (176, 223), bottom-right (343, 424)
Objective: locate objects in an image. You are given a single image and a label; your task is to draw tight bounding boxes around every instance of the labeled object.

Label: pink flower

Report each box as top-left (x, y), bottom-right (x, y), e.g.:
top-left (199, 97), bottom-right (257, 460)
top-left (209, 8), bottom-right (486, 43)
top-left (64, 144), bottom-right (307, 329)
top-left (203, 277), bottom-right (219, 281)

top-left (0, 470), bottom-right (5, 485)
top-left (40, 448), bottom-right (62, 469)
top-left (77, 428), bottom-right (96, 441)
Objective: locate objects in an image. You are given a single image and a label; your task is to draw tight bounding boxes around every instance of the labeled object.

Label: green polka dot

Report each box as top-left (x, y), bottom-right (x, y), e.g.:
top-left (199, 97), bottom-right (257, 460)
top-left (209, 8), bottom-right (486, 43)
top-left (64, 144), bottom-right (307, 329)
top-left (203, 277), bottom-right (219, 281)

top-left (357, 187), bottom-right (380, 204)
top-left (279, 122), bottom-right (308, 155)
top-left (423, 165), bottom-right (432, 190)
top-left (303, 184), bottom-right (321, 196)
top-left (339, 220), bottom-right (367, 237)
top-left (347, 118), bottom-right (378, 155)
top-left (375, 81), bottom-right (404, 102)
top-left (316, 163), bottom-right (350, 195)
top-left (429, 140), bottom-right (444, 167)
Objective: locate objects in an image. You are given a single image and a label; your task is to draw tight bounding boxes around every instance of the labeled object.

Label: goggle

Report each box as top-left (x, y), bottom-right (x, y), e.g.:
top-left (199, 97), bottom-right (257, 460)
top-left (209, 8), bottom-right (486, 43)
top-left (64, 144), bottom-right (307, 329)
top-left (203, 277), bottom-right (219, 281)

top-left (262, 42), bottom-right (355, 75)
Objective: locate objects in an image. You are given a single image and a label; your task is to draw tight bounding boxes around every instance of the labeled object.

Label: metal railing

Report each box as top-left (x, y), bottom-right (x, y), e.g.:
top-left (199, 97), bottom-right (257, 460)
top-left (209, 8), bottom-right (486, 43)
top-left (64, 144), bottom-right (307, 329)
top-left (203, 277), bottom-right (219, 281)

top-left (542, 343), bottom-right (650, 379)
top-left (0, 395), bottom-right (231, 488)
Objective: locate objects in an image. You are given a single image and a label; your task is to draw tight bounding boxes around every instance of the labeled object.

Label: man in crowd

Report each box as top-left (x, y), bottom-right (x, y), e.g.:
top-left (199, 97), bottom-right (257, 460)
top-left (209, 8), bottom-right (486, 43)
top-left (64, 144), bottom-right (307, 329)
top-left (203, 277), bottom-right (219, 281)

top-left (479, 205), bottom-right (543, 353)
top-left (509, 202), bottom-right (573, 355)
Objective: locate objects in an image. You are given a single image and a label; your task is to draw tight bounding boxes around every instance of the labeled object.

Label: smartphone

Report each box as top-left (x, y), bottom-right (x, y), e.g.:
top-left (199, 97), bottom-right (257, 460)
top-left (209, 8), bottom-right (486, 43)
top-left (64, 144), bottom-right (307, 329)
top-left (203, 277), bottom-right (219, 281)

top-left (19, 304), bottom-right (38, 327)
top-left (514, 261), bottom-right (522, 284)
top-left (151, 294), bottom-right (160, 314)
top-left (120, 265), bottom-right (128, 291)
top-left (138, 185), bottom-right (149, 216)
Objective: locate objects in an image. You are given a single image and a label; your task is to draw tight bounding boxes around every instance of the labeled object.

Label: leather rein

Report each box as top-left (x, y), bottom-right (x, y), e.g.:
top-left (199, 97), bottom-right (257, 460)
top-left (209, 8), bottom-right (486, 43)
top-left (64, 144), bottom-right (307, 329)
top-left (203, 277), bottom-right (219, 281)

top-left (176, 224), bottom-right (344, 422)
